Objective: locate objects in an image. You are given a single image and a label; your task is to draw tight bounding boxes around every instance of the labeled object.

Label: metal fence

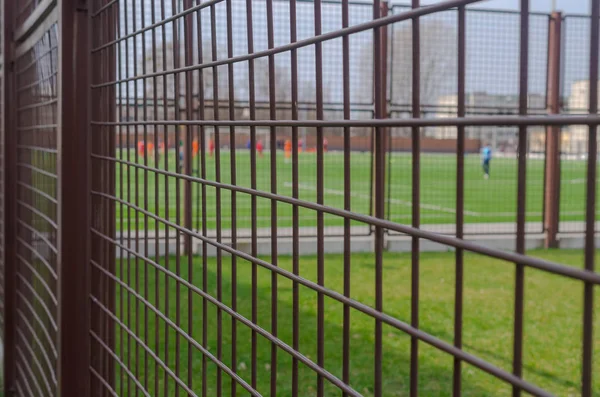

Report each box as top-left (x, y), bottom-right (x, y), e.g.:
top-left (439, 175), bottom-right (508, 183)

top-left (1, 0), bottom-right (600, 396)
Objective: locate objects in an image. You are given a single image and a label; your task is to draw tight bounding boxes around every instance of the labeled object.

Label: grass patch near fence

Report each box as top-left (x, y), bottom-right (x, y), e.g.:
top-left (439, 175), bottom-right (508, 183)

top-left (108, 249), bottom-right (600, 396)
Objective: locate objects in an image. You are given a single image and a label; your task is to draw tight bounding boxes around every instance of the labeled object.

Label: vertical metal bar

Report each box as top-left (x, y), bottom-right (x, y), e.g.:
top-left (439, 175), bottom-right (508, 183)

top-left (410, 0), bottom-right (421, 395)
top-left (195, 5), bottom-right (208, 396)
top-left (314, 0), bottom-right (325, 395)
top-left (131, 1), bottom-right (140, 393)
top-left (266, 0), bottom-right (279, 394)
top-left (341, 0), bottom-right (351, 395)
top-left (170, 1), bottom-right (182, 395)
top-left (183, 2), bottom-right (193, 258)
top-left (123, 1), bottom-right (132, 394)
top-left (289, 0), bottom-right (300, 395)
top-left (140, 0), bottom-right (149, 392)
top-left (453, 5), bottom-right (466, 397)
top-left (2, 0), bottom-right (16, 395)
top-left (150, 1), bottom-right (160, 394)
top-left (57, 0), bottom-right (91, 395)
top-left (209, 5), bottom-right (223, 396)
top-left (544, 12), bottom-right (561, 249)
top-left (513, 1), bottom-right (529, 396)
top-left (90, 3), bottom-right (102, 395)
top-left (117, 0), bottom-right (125, 393)
top-left (160, 0), bottom-right (170, 394)
top-left (107, 3), bottom-right (117, 394)
top-left (582, 1), bottom-right (598, 396)
top-left (373, 2), bottom-right (387, 397)
top-left (225, 0), bottom-right (238, 395)
top-left (244, 0), bottom-right (258, 388)
top-left (183, 0), bottom-right (194, 393)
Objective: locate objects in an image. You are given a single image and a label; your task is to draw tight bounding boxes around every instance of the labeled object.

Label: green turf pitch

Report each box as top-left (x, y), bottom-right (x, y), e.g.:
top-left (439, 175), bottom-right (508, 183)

top-left (114, 149), bottom-right (595, 231)
top-left (112, 249), bottom-right (600, 396)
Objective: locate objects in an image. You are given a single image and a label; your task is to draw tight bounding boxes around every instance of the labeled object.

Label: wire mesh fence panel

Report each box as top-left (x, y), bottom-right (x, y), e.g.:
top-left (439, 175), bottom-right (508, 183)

top-left (1, 1), bottom-right (600, 397)
top-left (13, 21), bottom-right (59, 397)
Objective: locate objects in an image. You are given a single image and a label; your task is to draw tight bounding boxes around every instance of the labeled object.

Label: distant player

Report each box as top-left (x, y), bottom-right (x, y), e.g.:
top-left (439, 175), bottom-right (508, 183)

top-left (323, 137), bottom-right (329, 152)
top-left (192, 139), bottom-right (199, 158)
top-left (284, 139), bottom-right (292, 162)
top-left (147, 141), bottom-right (155, 158)
top-left (256, 140), bottom-right (264, 158)
top-left (208, 139), bottom-right (215, 158)
top-left (179, 140), bottom-right (184, 170)
top-left (137, 140), bottom-right (145, 158)
top-left (482, 143), bottom-right (492, 179)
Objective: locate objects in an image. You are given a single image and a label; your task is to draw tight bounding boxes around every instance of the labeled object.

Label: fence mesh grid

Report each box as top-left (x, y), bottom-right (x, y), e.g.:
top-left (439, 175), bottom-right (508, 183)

top-left (13, 22), bottom-right (59, 397)
top-left (0, 1), bottom-right (599, 397)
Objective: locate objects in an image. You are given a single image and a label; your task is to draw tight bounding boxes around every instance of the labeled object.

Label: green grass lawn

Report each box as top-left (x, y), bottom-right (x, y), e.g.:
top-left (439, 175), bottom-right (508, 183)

top-left (114, 149), bottom-right (597, 232)
top-left (111, 249), bottom-right (600, 396)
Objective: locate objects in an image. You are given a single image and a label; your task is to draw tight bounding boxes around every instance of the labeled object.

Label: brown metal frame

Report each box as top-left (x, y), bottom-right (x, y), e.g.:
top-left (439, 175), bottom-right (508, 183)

top-left (0, 0), bottom-right (599, 396)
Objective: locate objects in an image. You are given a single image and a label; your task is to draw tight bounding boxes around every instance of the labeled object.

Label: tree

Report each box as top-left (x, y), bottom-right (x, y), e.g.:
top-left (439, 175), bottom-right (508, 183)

top-left (388, 20), bottom-right (458, 107)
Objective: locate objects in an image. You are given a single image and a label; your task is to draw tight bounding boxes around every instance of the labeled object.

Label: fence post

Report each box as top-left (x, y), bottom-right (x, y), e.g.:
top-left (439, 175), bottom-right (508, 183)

top-left (2, 0), bottom-right (16, 395)
top-left (57, 0), bottom-right (91, 395)
top-left (371, 0), bottom-right (389, 224)
top-left (544, 11), bottom-right (561, 248)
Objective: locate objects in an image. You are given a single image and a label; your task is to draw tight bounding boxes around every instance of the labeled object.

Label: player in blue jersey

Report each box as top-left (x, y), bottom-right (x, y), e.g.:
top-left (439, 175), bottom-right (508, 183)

top-left (482, 143), bottom-right (492, 179)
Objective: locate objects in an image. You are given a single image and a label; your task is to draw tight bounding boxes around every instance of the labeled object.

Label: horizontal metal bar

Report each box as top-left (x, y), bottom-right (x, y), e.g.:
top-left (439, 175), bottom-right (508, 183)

top-left (16, 280), bottom-right (58, 342)
top-left (14, 0), bottom-right (55, 43)
top-left (90, 367), bottom-right (119, 397)
top-left (17, 99), bottom-right (57, 112)
top-left (17, 200), bottom-right (58, 230)
top-left (17, 72), bottom-right (57, 93)
top-left (14, 6), bottom-right (58, 59)
top-left (89, 331), bottom-right (152, 397)
top-left (91, 0), bottom-right (481, 88)
top-left (16, 236), bottom-right (58, 280)
top-left (17, 181), bottom-right (58, 205)
top-left (90, 164), bottom-right (600, 285)
top-left (15, 317), bottom-right (57, 392)
top-left (90, 0), bottom-right (118, 18)
top-left (90, 227), bottom-right (554, 397)
top-left (92, 114), bottom-right (600, 128)
top-left (17, 163), bottom-right (58, 180)
top-left (89, 259), bottom-right (263, 397)
top-left (16, 124), bottom-right (58, 132)
top-left (90, 296), bottom-right (200, 397)
top-left (91, 0), bottom-right (225, 53)
top-left (15, 254), bottom-right (58, 307)
top-left (17, 218), bottom-right (58, 254)
top-left (93, 232), bottom-right (362, 395)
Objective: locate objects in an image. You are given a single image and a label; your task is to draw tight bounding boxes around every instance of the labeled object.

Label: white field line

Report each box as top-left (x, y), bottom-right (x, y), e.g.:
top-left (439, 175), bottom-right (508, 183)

top-left (283, 182), bottom-right (480, 216)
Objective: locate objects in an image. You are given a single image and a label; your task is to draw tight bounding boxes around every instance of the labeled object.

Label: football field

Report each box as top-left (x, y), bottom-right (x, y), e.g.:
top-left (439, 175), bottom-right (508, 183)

top-left (114, 149), bottom-right (595, 232)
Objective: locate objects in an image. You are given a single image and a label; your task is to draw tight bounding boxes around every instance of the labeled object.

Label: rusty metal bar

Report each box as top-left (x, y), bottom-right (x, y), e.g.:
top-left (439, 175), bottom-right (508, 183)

top-left (314, 0), bottom-right (325, 394)
top-left (373, 1), bottom-right (387, 397)
top-left (582, 0), bottom-right (599, 396)
top-left (2, 0), bottom-right (16, 394)
top-left (290, 0), bottom-right (300, 395)
top-left (341, 0), bottom-right (351, 395)
top-left (544, 11), bottom-right (561, 248)
top-left (57, 0), bottom-right (90, 395)
top-left (94, 113), bottom-right (600, 128)
top-left (512, 1), bottom-right (529, 395)
top-left (453, 7), bottom-right (466, 395)
top-left (410, 0), bottom-right (421, 395)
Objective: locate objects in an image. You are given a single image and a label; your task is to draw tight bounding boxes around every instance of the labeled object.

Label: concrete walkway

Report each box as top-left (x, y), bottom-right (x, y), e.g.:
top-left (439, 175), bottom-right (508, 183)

top-left (112, 221), bottom-right (596, 258)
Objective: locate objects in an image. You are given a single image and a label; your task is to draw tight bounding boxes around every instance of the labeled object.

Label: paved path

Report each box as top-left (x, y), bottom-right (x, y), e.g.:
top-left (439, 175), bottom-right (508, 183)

top-left (115, 221), bottom-right (596, 240)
